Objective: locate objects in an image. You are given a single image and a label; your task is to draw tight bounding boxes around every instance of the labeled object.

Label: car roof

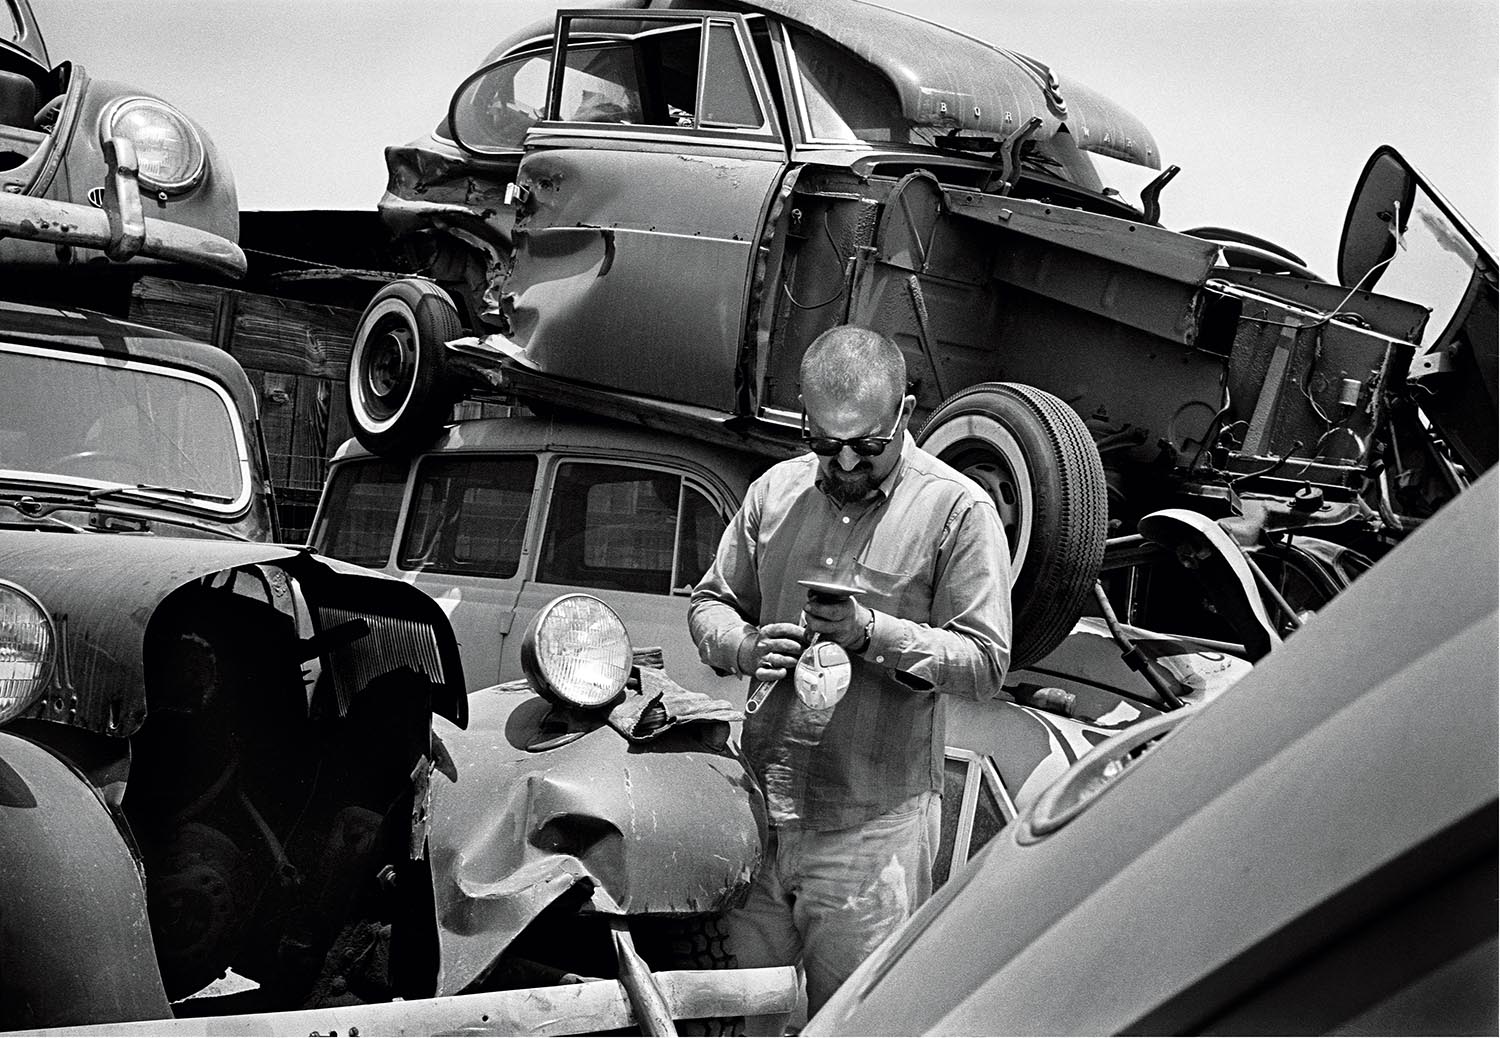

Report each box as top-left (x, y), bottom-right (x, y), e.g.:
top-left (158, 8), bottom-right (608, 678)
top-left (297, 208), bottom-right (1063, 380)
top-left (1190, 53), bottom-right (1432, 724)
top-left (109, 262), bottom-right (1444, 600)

top-left (811, 469), bottom-right (1499, 1035)
top-left (330, 413), bottom-right (770, 490)
top-left (480, 0), bottom-right (1158, 169)
top-left (0, 298), bottom-right (262, 431)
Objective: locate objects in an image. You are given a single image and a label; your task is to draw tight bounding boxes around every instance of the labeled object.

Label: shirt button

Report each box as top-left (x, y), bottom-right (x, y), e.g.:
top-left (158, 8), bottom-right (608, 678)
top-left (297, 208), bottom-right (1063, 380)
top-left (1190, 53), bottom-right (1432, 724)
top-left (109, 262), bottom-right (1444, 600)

top-left (875, 655), bottom-right (885, 664)
top-left (841, 516), bottom-right (850, 524)
top-left (824, 557), bottom-right (834, 566)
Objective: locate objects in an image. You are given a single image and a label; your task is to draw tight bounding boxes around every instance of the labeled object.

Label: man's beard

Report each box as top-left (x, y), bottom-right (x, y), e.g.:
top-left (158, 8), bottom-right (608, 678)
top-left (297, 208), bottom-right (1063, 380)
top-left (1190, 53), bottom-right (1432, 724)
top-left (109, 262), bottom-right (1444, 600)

top-left (817, 467), bottom-right (877, 506)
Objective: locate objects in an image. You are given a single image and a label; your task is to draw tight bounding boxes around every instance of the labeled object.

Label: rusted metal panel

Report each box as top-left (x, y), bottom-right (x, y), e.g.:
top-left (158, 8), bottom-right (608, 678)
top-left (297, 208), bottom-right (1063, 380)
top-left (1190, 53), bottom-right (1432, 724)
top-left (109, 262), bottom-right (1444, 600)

top-left (0, 538), bottom-right (467, 735)
top-left (945, 190), bottom-right (1221, 289)
top-left (0, 731), bottom-right (171, 1032)
top-left (13, 966), bottom-right (800, 1037)
top-left (743, 0), bottom-right (1159, 167)
top-left (0, 188), bottom-right (245, 278)
top-left (502, 147), bottom-right (784, 412)
top-left (428, 684), bottom-right (764, 994)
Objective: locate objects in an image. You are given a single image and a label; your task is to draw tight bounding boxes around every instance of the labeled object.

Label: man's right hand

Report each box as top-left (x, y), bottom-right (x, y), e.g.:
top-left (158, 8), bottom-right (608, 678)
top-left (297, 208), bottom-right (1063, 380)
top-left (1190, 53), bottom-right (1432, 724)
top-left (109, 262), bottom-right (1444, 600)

top-left (738, 623), bottom-right (809, 682)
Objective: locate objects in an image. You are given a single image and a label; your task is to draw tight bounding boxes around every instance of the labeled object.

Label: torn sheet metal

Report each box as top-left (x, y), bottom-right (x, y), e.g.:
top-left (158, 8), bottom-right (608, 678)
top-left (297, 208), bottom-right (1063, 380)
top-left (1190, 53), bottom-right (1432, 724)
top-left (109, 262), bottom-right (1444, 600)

top-left (428, 679), bottom-right (765, 995)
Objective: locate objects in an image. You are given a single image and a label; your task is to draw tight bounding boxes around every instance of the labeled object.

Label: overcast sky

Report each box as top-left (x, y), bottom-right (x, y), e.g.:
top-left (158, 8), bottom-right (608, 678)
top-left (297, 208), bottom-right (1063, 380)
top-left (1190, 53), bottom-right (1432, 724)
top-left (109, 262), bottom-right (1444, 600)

top-left (34, 0), bottom-right (1498, 280)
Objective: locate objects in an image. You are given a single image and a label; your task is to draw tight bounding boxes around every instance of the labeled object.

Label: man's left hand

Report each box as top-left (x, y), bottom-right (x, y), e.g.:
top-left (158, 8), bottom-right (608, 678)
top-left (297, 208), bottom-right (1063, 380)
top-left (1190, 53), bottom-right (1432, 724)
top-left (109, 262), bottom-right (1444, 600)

top-left (803, 594), bottom-right (871, 651)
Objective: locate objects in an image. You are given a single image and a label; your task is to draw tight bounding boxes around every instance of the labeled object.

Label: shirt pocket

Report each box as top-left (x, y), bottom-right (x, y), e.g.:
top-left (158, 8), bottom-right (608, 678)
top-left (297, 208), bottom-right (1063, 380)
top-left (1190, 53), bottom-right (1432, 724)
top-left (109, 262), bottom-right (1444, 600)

top-left (854, 559), bottom-right (925, 616)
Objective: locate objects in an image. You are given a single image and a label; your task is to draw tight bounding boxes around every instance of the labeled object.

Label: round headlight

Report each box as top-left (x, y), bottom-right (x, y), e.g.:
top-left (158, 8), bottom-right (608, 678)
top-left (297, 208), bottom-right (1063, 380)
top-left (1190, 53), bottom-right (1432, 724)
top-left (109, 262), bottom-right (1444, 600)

top-left (0, 580), bottom-right (55, 724)
top-left (100, 97), bottom-right (206, 194)
top-left (520, 595), bottom-right (631, 709)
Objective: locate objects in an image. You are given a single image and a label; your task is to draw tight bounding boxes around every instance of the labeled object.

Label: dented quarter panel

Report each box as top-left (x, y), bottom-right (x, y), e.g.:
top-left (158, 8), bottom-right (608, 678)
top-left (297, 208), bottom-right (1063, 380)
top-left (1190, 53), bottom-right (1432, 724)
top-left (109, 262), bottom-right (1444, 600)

top-left (379, 140), bottom-right (519, 251)
top-left (428, 683), bottom-right (766, 995)
top-left (502, 146), bottom-right (785, 410)
top-left (0, 535), bottom-right (466, 735)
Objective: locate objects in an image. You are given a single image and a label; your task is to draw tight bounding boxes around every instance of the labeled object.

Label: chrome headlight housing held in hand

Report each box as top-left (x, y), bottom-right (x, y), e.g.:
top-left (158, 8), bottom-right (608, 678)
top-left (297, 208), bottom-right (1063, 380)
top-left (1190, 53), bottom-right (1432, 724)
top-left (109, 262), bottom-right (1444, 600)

top-left (98, 97), bottom-right (206, 194)
top-left (0, 580), bottom-right (55, 724)
top-left (520, 594), bottom-right (632, 710)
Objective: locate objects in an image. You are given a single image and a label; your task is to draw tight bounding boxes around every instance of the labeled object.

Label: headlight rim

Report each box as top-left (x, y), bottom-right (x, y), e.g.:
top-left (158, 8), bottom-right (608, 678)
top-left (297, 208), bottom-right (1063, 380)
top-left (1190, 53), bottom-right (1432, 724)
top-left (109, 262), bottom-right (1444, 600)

top-left (0, 578), bottom-right (57, 724)
top-left (520, 593), bottom-right (632, 711)
top-left (97, 95), bottom-right (207, 195)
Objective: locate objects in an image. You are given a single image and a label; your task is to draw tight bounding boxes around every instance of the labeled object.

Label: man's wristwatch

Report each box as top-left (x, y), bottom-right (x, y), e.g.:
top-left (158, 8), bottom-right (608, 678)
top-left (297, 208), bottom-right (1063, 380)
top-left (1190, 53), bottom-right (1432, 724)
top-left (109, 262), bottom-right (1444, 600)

top-left (851, 609), bottom-right (876, 655)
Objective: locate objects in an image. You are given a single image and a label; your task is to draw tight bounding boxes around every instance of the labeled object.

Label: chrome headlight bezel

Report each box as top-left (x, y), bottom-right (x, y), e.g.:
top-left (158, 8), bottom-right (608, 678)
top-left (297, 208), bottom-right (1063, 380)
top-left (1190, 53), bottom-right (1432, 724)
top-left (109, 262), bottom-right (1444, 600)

top-left (0, 579), bottom-right (56, 724)
top-left (98, 96), bottom-right (206, 195)
top-left (520, 594), bottom-right (632, 710)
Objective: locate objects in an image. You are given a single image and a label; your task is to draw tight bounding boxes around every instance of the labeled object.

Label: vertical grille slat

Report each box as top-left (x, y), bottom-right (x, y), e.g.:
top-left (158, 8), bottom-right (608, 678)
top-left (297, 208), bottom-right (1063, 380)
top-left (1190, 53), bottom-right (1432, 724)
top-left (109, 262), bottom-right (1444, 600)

top-left (319, 607), bottom-right (445, 714)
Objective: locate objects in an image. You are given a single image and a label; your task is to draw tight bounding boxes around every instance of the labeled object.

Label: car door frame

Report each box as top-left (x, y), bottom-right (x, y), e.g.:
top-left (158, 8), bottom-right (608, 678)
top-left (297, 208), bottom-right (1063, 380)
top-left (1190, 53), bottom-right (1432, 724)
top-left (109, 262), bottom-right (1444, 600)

top-left (499, 9), bottom-right (793, 415)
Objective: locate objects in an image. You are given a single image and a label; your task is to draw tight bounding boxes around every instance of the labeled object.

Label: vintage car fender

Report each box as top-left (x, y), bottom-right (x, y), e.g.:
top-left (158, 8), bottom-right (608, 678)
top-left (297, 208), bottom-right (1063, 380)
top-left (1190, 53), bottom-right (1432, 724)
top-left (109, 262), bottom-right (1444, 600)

top-left (427, 681), bottom-right (766, 995)
top-left (0, 730), bottom-right (170, 1030)
top-left (0, 534), bottom-right (466, 736)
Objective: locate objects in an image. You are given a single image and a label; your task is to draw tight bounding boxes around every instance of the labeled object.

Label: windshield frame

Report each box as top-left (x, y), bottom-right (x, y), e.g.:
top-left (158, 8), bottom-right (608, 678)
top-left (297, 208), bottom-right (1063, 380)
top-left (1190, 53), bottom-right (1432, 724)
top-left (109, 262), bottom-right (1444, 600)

top-left (0, 339), bottom-right (256, 517)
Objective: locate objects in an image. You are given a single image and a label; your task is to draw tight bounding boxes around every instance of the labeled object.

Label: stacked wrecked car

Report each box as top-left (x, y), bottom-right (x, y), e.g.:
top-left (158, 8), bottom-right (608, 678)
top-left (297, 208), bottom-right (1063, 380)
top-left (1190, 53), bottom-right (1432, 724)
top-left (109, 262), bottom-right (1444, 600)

top-left (1, 5), bottom-right (794, 1033)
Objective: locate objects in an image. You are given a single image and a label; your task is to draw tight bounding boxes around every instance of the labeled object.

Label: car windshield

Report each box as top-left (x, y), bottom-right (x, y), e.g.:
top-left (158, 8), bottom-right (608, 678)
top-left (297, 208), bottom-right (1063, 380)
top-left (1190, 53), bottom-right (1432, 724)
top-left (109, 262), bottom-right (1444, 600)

top-left (0, 344), bottom-right (247, 505)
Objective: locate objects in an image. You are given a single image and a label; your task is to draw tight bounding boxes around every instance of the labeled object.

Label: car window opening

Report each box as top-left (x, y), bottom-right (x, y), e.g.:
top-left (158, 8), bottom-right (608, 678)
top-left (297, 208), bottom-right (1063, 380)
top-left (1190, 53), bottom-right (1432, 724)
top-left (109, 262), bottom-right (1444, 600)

top-left (398, 454), bottom-right (537, 579)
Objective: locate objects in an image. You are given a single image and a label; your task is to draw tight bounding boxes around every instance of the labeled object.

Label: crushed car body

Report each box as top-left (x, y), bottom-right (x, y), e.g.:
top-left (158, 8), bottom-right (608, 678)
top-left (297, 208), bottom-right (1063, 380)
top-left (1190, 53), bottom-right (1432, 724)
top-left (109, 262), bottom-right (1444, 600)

top-left (348, 0), bottom-right (1496, 673)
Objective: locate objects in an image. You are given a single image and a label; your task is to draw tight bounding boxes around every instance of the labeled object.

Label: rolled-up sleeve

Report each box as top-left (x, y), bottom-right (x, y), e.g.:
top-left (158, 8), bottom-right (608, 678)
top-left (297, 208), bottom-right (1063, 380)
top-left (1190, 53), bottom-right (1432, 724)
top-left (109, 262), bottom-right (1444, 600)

top-left (689, 480), bottom-right (764, 676)
top-left (862, 498), bottom-right (1011, 700)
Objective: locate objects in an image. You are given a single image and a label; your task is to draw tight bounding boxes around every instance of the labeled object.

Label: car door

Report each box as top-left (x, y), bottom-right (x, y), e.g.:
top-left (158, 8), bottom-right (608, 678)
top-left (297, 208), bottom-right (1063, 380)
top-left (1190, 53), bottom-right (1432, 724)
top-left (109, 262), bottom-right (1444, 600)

top-left (391, 452), bottom-right (539, 690)
top-left (498, 10), bottom-right (789, 414)
top-left (509, 454), bottom-right (745, 704)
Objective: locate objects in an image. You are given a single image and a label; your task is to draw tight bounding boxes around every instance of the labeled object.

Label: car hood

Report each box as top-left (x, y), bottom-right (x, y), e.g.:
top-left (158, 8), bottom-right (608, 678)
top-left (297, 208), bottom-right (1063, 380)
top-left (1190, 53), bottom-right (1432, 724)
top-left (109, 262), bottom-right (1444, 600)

top-left (809, 469), bottom-right (1498, 1035)
top-left (0, 533), bottom-right (466, 736)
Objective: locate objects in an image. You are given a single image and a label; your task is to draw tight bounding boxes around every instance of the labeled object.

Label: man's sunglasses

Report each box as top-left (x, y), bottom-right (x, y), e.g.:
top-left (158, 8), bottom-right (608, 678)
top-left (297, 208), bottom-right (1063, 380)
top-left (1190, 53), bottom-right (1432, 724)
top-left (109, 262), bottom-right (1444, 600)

top-left (800, 406), bottom-right (904, 457)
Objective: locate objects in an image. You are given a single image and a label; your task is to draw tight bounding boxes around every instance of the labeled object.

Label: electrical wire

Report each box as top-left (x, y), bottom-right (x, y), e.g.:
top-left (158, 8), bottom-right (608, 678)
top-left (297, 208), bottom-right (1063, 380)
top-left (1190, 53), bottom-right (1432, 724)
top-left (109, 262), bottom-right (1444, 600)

top-left (781, 210), bottom-right (849, 311)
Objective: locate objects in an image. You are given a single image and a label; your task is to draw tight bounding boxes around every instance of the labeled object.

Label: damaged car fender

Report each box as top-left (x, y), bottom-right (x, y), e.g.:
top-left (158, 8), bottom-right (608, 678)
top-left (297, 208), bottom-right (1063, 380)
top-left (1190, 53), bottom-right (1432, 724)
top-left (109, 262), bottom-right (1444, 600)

top-left (0, 730), bottom-right (170, 1031)
top-left (428, 672), bottom-right (766, 995)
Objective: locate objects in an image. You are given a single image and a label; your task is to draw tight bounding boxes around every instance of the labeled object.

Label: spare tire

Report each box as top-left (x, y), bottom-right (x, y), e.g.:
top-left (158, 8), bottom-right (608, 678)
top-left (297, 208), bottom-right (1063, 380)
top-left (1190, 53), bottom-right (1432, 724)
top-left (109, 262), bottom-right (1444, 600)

top-left (347, 278), bottom-right (463, 455)
top-left (918, 382), bottom-right (1107, 668)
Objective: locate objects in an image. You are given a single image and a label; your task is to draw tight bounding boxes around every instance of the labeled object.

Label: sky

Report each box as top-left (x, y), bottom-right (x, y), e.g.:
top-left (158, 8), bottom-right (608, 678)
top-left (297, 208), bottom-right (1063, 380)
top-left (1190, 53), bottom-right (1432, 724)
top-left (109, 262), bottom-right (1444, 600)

top-left (34, 0), bottom-right (1498, 281)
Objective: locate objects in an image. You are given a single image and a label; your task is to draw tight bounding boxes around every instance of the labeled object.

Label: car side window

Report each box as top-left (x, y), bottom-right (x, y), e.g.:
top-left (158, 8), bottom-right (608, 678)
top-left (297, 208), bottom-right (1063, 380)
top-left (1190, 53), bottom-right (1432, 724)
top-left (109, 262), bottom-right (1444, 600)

top-left (787, 28), bottom-right (903, 143)
top-left (447, 50), bottom-right (553, 150)
top-left (538, 462), bottom-right (726, 595)
top-left (558, 41), bottom-right (646, 124)
top-left (933, 748), bottom-right (1017, 888)
top-left (398, 455), bottom-right (537, 578)
top-left (314, 458), bottom-right (409, 567)
top-left (675, 480), bottom-right (727, 593)
top-left (550, 16), bottom-right (767, 133)
top-left (701, 21), bottom-right (763, 128)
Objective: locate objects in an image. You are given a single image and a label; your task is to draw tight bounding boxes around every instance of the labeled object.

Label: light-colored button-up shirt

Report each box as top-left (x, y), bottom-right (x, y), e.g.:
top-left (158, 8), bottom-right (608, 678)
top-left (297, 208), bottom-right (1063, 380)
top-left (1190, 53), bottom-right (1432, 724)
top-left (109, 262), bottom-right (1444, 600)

top-left (689, 433), bottom-right (1012, 830)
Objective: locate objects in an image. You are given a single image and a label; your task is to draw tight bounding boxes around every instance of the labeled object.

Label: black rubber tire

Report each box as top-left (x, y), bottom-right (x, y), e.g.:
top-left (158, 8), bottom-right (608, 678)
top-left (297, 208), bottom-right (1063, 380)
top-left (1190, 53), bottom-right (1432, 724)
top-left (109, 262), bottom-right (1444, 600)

top-left (347, 278), bottom-right (463, 455)
top-left (917, 382), bottom-right (1108, 669)
top-left (636, 915), bottom-right (743, 1037)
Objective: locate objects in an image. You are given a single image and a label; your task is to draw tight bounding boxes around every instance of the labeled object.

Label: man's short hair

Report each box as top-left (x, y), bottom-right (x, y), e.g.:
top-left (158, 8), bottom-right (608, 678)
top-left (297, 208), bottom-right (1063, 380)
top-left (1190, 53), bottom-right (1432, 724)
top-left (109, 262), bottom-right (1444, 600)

top-left (800, 325), bottom-right (907, 404)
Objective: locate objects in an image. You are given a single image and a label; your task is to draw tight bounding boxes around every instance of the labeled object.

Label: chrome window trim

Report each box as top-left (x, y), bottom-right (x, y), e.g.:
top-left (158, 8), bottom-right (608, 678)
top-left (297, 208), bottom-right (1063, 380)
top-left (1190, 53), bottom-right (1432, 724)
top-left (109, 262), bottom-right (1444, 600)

top-left (0, 339), bottom-right (254, 515)
top-left (544, 10), bottom-right (780, 143)
top-left (944, 745), bottom-right (983, 865)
